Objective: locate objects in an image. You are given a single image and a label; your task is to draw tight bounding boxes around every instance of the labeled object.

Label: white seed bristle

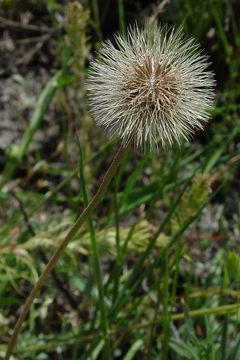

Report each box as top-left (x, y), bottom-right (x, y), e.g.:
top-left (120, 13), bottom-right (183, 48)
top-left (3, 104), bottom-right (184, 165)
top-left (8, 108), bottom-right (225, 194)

top-left (87, 22), bottom-right (215, 151)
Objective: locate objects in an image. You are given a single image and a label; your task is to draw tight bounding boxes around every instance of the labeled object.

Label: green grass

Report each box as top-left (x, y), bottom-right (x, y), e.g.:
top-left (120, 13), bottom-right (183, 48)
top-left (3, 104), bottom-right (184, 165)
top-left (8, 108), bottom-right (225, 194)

top-left (0, 0), bottom-right (240, 359)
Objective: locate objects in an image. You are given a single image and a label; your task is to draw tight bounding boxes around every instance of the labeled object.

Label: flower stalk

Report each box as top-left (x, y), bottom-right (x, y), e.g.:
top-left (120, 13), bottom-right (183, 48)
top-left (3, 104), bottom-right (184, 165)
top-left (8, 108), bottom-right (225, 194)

top-left (5, 144), bottom-right (128, 360)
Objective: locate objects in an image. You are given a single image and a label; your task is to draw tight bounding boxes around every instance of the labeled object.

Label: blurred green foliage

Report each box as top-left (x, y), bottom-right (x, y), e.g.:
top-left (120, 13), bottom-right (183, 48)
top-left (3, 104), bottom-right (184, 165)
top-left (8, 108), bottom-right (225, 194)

top-left (0, 0), bottom-right (240, 359)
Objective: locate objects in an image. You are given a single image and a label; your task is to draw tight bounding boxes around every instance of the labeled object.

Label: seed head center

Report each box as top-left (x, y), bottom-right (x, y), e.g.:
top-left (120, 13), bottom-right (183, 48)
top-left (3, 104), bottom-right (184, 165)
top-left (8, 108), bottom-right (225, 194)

top-left (126, 56), bottom-right (180, 111)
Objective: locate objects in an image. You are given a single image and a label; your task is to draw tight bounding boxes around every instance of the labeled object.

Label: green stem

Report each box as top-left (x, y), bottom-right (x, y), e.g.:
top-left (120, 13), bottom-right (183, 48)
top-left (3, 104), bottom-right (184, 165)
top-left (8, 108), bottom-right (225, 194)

top-left (78, 142), bottom-right (111, 359)
top-left (0, 69), bottom-right (63, 190)
top-left (118, 0), bottom-right (126, 37)
top-left (5, 145), bottom-right (128, 360)
top-left (91, 0), bottom-right (102, 40)
top-left (162, 255), bottom-right (170, 360)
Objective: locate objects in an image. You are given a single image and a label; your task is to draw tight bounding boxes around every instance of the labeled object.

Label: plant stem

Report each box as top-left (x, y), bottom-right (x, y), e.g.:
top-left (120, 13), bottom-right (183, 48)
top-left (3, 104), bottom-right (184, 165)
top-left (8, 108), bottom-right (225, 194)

top-left (91, 0), bottom-right (102, 40)
top-left (0, 69), bottom-right (63, 190)
top-left (10, 191), bottom-right (81, 315)
top-left (118, 0), bottom-right (126, 37)
top-left (78, 141), bottom-right (111, 359)
top-left (5, 144), bottom-right (128, 360)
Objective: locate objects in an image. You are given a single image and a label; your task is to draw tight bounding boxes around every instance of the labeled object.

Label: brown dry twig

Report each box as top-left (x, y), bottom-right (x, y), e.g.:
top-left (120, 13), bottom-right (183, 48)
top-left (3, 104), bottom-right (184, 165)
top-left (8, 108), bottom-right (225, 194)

top-left (0, 15), bottom-right (52, 32)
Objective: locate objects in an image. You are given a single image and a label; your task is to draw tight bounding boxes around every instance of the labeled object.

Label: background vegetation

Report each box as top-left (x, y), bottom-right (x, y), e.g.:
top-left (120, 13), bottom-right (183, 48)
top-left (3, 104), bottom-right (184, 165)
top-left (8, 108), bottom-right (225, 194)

top-left (0, 0), bottom-right (240, 359)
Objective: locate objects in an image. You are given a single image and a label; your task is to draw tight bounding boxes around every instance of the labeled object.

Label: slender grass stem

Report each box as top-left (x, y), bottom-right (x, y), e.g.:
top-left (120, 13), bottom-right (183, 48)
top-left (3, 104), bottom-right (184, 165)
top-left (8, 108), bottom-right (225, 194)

top-left (162, 256), bottom-right (171, 360)
top-left (0, 69), bottom-right (64, 190)
top-left (91, 0), bottom-right (102, 40)
top-left (118, 0), bottom-right (126, 37)
top-left (78, 141), bottom-right (112, 359)
top-left (5, 145), bottom-right (128, 360)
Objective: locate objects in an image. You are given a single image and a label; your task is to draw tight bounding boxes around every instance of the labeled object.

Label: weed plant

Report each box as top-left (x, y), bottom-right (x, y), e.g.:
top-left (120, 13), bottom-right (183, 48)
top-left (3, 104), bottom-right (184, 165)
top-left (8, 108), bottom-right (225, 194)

top-left (0, 0), bottom-right (240, 359)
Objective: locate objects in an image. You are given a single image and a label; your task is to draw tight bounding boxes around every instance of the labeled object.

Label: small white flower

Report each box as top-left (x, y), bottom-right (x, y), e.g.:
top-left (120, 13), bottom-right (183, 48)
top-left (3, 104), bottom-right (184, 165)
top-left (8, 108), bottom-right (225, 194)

top-left (87, 22), bottom-right (215, 151)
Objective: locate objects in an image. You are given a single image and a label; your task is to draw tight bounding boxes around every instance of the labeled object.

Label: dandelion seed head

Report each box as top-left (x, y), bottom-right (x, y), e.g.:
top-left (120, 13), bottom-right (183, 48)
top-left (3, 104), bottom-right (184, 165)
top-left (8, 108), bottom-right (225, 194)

top-left (87, 23), bottom-right (215, 151)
